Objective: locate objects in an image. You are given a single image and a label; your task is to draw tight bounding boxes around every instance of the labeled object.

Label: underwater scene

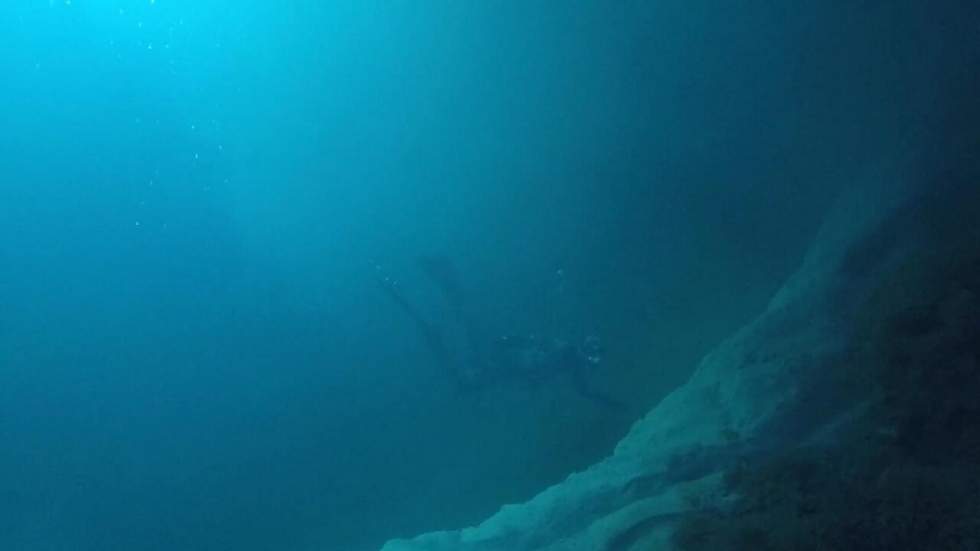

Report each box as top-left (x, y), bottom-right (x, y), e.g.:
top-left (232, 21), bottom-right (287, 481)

top-left (1, 2), bottom-right (978, 550)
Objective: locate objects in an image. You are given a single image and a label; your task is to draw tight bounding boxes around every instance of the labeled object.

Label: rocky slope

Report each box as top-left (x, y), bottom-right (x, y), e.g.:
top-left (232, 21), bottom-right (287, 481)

top-left (382, 172), bottom-right (980, 550)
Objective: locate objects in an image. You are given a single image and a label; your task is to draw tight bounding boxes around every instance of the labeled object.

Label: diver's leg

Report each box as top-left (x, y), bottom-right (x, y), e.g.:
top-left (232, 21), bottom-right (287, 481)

top-left (418, 255), bottom-right (465, 313)
top-left (377, 275), bottom-right (428, 329)
top-left (568, 368), bottom-right (631, 414)
top-left (377, 274), bottom-right (466, 388)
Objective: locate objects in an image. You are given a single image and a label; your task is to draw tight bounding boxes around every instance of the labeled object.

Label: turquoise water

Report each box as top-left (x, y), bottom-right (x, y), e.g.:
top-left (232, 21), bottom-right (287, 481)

top-left (0, 2), bottom-right (973, 550)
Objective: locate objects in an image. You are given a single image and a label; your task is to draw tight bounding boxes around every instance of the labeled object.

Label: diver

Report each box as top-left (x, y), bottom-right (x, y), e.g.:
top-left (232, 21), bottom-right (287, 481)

top-left (487, 333), bottom-right (628, 411)
top-left (377, 257), bottom-right (629, 412)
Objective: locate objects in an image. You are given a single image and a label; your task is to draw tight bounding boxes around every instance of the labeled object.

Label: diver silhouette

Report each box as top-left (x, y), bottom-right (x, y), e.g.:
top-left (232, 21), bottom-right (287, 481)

top-left (377, 256), bottom-right (629, 412)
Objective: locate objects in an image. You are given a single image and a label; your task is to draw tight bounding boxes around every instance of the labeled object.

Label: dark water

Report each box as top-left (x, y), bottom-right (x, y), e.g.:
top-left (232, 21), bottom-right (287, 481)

top-left (0, 2), bottom-right (971, 550)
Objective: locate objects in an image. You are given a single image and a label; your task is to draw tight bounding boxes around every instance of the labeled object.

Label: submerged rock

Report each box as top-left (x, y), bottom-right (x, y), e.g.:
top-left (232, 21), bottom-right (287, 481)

top-left (382, 178), bottom-right (980, 551)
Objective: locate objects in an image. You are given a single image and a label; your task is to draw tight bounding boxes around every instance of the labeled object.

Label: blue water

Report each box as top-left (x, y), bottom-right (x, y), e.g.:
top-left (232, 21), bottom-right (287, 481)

top-left (0, 2), bottom-right (963, 550)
